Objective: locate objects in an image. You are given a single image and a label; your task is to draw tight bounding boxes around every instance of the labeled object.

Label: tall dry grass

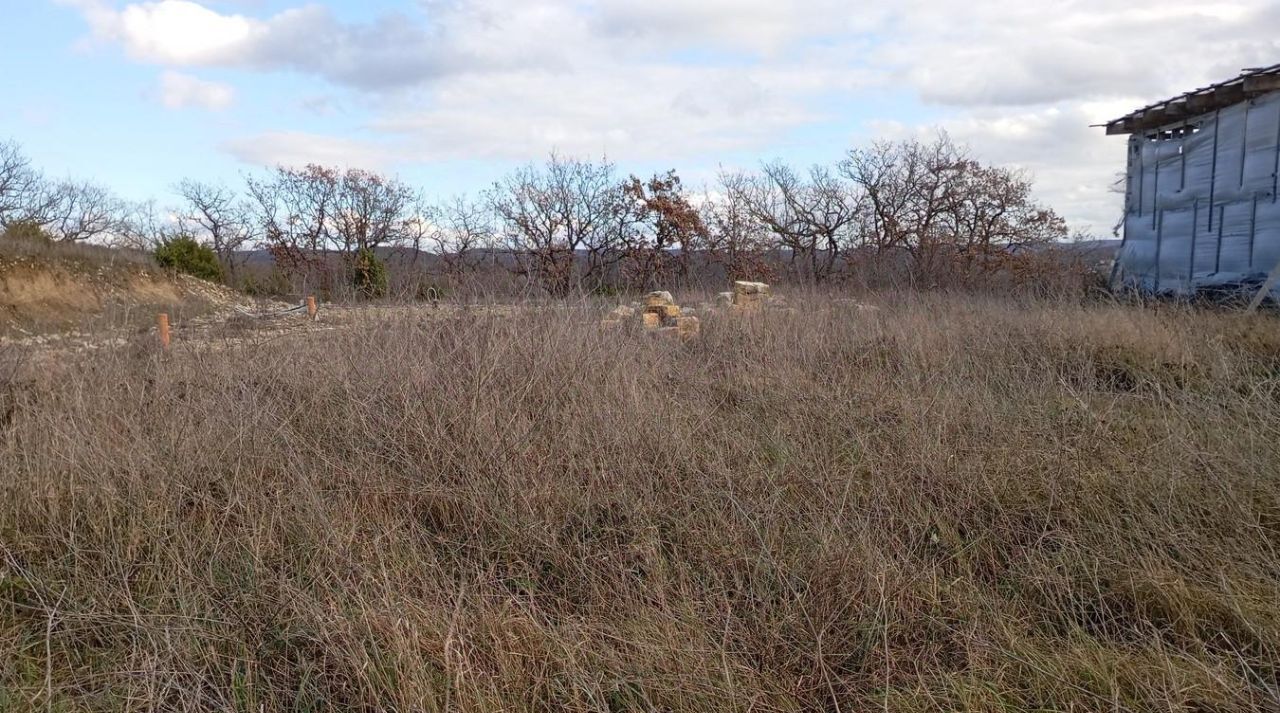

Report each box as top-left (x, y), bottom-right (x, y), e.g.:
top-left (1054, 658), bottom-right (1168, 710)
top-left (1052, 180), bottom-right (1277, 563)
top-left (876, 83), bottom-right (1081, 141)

top-left (0, 230), bottom-right (154, 268)
top-left (2, 295), bottom-right (1280, 711)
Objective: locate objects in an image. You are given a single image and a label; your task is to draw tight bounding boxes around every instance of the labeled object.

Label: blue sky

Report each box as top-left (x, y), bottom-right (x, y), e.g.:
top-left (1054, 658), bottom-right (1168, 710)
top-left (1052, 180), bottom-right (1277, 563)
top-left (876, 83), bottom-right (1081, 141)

top-left (3, 0), bottom-right (1278, 233)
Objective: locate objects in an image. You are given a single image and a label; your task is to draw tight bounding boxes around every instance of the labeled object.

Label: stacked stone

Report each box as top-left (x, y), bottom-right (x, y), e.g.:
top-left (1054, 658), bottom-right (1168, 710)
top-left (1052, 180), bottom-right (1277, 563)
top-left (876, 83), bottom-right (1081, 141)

top-left (602, 290), bottom-right (700, 339)
top-left (644, 291), bottom-right (700, 338)
top-left (642, 291), bottom-right (678, 326)
top-left (717, 281), bottom-right (772, 311)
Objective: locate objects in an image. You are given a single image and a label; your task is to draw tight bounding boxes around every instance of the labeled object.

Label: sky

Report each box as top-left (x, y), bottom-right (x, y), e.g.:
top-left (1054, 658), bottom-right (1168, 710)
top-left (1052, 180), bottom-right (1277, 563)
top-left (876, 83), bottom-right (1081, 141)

top-left (1, 0), bottom-right (1278, 235)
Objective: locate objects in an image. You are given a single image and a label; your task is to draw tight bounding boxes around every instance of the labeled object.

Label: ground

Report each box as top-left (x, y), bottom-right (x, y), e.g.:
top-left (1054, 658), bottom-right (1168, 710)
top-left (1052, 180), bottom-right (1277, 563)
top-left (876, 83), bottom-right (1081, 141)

top-left (2, 292), bottom-right (1279, 712)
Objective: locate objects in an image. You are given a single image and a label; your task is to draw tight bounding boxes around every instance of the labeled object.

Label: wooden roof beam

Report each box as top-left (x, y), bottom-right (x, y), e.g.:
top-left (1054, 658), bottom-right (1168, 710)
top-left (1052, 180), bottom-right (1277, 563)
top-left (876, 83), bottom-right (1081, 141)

top-left (1106, 119), bottom-right (1133, 135)
top-left (1213, 82), bottom-right (1247, 106)
top-left (1133, 108), bottom-right (1164, 130)
top-left (1244, 74), bottom-right (1280, 94)
top-left (1163, 98), bottom-right (1188, 119)
top-left (1185, 92), bottom-right (1214, 113)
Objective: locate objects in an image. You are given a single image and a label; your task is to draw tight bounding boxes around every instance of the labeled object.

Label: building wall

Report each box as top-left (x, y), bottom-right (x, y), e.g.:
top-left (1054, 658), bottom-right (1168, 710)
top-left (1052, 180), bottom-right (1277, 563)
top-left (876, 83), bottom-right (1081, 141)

top-left (1116, 89), bottom-right (1280, 295)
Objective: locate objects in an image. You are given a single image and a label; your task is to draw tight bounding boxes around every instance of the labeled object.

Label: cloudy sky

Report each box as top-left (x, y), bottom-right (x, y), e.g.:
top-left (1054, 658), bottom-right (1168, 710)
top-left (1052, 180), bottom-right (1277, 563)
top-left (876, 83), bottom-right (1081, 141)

top-left (2, 0), bottom-right (1278, 234)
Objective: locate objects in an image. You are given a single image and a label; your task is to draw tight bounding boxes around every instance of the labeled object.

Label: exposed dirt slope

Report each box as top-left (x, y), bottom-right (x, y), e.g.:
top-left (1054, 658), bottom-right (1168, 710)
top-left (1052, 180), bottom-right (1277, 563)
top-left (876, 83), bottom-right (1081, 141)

top-left (0, 249), bottom-right (256, 338)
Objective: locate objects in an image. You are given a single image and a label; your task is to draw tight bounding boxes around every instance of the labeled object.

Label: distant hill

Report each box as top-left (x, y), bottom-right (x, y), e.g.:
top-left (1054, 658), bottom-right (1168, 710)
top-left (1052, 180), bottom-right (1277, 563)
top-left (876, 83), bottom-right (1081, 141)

top-left (1052, 239), bottom-right (1121, 261)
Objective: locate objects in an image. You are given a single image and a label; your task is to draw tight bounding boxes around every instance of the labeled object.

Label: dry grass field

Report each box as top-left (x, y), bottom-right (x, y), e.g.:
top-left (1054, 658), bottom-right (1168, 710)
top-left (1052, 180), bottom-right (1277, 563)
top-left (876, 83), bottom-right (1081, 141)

top-left (2, 294), bottom-right (1280, 711)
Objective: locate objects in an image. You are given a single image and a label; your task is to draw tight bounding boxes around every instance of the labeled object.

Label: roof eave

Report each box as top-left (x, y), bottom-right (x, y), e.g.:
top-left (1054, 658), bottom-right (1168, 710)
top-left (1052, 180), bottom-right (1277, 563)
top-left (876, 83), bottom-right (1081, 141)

top-left (1103, 64), bottom-right (1280, 136)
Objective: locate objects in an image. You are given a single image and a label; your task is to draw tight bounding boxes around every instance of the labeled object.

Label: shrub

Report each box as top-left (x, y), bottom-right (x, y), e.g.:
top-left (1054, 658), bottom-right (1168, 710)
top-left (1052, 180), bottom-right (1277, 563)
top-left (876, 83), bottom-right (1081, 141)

top-left (154, 236), bottom-right (224, 282)
top-left (1, 220), bottom-right (54, 244)
top-left (353, 247), bottom-right (388, 299)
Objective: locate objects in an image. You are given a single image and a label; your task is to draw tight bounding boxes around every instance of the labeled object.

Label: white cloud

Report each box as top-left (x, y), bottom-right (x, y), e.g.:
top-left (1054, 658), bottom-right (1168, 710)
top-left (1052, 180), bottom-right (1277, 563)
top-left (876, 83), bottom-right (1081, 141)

top-left (877, 0), bottom-right (1280, 108)
top-left (374, 65), bottom-right (835, 162)
top-left (222, 131), bottom-right (396, 169)
top-left (63, 0), bottom-right (455, 88)
top-left (60, 0), bottom-right (257, 64)
top-left (225, 63), bottom-right (834, 170)
top-left (60, 0), bottom-right (1280, 102)
top-left (157, 70), bottom-right (235, 110)
top-left (118, 1), bottom-right (255, 64)
top-left (589, 0), bottom-right (881, 54)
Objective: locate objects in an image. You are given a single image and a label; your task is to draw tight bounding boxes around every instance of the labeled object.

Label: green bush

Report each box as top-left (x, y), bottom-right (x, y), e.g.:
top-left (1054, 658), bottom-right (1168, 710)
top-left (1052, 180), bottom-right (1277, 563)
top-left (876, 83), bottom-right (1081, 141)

top-left (1, 221), bottom-right (53, 244)
top-left (155, 236), bottom-right (225, 282)
top-left (353, 248), bottom-right (388, 299)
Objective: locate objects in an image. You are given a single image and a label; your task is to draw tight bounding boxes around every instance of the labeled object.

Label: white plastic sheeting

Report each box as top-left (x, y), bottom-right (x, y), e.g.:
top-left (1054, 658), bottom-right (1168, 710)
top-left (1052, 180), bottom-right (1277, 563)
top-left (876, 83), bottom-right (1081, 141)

top-left (1115, 90), bottom-right (1280, 296)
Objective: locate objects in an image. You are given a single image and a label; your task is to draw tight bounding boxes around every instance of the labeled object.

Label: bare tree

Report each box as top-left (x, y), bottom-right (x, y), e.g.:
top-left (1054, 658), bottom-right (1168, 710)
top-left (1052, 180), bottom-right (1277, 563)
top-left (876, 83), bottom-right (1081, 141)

top-left (115, 199), bottom-right (179, 250)
top-left (847, 137), bottom-right (964, 281)
top-left (329, 169), bottom-right (417, 255)
top-left (0, 140), bottom-right (44, 228)
top-left (944, 163), bottom-right (1066, 252)
top-left (703, 171), bottom-right (774, 283)
top-left (246, 164), bottom-right (338, 256)
top-left (245, 164), bottom-right (421, 295)
top-left (1, 133), bottom-right (1071, 295)
top-left (734, 161), bottom-right (862, 284)
top-left (842, 134), bottom-right (1066, 285)
top-left (176, 179), bottom-right (251, 279)
top-left (433, 194), bottom-right (493, 276)
top-left (486, 155), bottom-right (626, 296)
top-left (245, 165), bottom-right (339, 292)
top-left (38, 179), bottom-right (122, 242)
top-left (247, 165), bottom-right (417, 255)
top-left (2, 142), bottom-right (127, 244)
top-left (0, 141), bottom-right (73, 233)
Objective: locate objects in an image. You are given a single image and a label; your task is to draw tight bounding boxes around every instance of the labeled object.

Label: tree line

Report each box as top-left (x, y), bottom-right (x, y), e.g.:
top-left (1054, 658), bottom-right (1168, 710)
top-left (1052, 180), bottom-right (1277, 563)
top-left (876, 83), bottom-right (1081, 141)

top-left (0, 134), bottom-right (1075, 297)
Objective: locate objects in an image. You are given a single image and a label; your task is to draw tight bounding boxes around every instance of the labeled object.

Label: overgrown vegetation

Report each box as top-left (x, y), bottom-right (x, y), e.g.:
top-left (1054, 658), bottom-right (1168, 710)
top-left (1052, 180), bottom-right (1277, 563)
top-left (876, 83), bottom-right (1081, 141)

top-left (154, 235), bottom-right (225, 282)
top-left (352, 247), bottom-right (388, 298)
top-left (2, 136), bottom-right (1101, 303)
top-left (2, 295), bottom-right (1278, 711)
top-left (0, 219), bottom-right (153, 268)
top-left (0, 220), bottom-right (52, 244)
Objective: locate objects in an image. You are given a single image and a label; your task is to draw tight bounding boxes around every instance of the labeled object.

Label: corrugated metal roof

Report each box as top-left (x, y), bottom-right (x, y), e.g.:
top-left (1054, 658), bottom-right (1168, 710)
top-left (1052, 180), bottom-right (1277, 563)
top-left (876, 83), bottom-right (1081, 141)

top-left (1102, 63), bottom-right (1280, 136)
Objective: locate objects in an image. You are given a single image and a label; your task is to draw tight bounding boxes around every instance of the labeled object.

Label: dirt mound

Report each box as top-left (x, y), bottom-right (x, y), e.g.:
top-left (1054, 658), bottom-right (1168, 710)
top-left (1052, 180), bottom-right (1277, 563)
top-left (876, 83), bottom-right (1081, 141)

top-left (0, 251), bottom-right (255, 337)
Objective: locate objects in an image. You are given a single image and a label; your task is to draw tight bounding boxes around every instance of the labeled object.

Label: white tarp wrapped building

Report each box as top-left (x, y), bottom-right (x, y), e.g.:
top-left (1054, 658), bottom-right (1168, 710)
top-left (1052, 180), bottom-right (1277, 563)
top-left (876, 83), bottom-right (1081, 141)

top-left (1104, 64), bottom-right (1280, 297)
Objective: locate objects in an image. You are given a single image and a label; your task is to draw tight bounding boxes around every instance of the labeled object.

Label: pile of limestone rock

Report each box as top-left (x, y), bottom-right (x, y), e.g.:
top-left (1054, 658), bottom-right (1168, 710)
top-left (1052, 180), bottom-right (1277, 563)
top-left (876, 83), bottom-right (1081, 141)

top-left (602, 280), bottom-right (809, 337)
top-left (717, 281), bottom-right (776, 311)
top-left (600, 281), bottom-right (884, 339)
top-left (602, 290), bottom-right (702, 339)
